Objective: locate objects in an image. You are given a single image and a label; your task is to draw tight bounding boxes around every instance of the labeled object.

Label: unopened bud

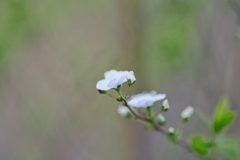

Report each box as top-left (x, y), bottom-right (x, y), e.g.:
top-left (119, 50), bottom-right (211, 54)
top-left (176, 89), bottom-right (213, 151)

top-left (156, 114), bottom-right (166, 125)
top-left (162, 99), bottom-right (170, 111)
top-left (127, 71), bottom-right (136, 86)
top-left (181, 106), bottom-right (194, 122)
top-left (168, 127), bottom-right (175, 135)
top-left (116, 96), bottom-right (123, 102)
top-left (118, 106), bottom-right (133, 118)
top-left (98, 90), bottom-right (107, 94)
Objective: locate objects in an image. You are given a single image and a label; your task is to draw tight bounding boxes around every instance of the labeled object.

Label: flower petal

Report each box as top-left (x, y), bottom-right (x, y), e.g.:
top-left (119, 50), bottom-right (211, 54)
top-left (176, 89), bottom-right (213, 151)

top-left (154, 94), bottom-right (166, 101)
top-left (116, 75), bottom-right (128, 86)
top-left (104, 70), bottom-right (118, 80)
top-left (107, 78), bottom-right (119, 88)
top-left (96, 79), bottom-right (111, 91)
top-left (128, 92), bottom-right (166, 108)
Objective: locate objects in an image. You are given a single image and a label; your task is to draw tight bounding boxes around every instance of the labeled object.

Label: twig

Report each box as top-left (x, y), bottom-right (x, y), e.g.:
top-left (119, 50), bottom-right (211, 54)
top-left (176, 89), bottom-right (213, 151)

top-left (120, 96), bottom-right (195, 154)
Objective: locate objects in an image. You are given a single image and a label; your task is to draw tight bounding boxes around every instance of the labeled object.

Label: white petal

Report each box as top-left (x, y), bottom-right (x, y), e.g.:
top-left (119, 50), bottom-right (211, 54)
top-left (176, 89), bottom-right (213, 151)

top-left (104, 70), bottom-right (118, 80)
top-left (107, 78), bottom-right (119, 88)
top-left (181, 106), bottom-right (194, 119)
top-left (128, 92), bottom-right (166, 108)
top-left (96, 79), bottom-right (111, 91)
top-left (117, 71), bottom-right (129, 77)
top-left (116, 75), bottom-right (128, 86)
top-left (127, 71), bottom-right (136, 83)
top-left (154, 94), bottom-right (166, 101)
top-left (118, 106), bottom-right (130, 115)
top-left (143, 100), bottom-right (155, 107)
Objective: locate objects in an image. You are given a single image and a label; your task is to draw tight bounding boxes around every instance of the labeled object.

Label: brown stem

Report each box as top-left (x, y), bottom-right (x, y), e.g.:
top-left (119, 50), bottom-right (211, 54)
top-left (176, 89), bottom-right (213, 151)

top-left (120, 96), bottom-right (197, 157)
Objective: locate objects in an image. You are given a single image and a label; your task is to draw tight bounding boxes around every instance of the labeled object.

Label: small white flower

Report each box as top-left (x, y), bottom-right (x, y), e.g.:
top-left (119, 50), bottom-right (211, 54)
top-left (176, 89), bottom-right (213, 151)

top-left (181, 106), bottom-right (194, 121)
top-left (162, 99), bottom-right (170, 111)
top-left (96, 70), bottom-right (130, 91)
top-left (118, 106), bottom-right (132, 118)
top-left (127, 71), bottom-right (136, 84)
top-left (128, 91), bottom-right (166, 108)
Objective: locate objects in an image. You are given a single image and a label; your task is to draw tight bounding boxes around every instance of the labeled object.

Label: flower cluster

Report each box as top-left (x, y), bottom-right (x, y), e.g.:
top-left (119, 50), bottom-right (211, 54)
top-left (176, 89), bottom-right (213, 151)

top-left (96, 70), bottom-right (238, 159)
top-left (96, 70), bottom-right (194, 140)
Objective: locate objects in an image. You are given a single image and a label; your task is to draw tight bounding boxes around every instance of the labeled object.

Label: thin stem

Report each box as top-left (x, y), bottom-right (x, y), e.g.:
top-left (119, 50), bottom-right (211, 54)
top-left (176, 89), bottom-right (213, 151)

top-left (120, 96), bottom-right (195, 155)
top-left (124, 85), bottom-right (130, 99)
top-left (147, 106), bottom-right (152, 119)
top-left (178, 122), bottom-right (185, 134)
top-left (153, 110), bottom-right (162, 118)
top-left (106, 93), bottom-right (117, 99)
top-left (162, 125), bottom-right (168, 132)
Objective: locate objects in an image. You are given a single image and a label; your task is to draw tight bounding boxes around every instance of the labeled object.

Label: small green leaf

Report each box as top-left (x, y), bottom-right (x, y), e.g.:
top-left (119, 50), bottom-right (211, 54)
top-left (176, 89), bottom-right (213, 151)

top-left (191, 135), bottom-right (213, 155)
top-left (218, 137), bottom-right (240, 159)
top-left (212, 97), bottom-right (236, 134)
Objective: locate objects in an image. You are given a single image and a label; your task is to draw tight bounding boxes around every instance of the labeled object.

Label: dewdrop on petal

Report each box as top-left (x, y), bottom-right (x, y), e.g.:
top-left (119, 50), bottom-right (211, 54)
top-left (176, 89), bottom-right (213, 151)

top-left (127, 71), bottom-right (136, 86)
top-left (181, 106), bottom-right (194, 122)
top-left (118, 106), bottom-right (133, 118)
top-left (162, 99), bottom-right (170, 111)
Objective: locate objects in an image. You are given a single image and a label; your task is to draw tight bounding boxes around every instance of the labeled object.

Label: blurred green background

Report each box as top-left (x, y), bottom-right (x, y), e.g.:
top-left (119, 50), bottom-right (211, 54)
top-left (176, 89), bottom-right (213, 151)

top-left (0, 0), bottom-right (239, 159)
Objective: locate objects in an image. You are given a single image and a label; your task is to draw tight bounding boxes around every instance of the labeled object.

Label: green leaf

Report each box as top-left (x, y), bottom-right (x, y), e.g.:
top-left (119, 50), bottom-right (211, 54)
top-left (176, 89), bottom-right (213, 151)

top-left (212, 97), bottom-right (236, 134)
top-left (218, 137), bottom-right (240, 159)
top-left (191, 135), bottom-right (213, 155)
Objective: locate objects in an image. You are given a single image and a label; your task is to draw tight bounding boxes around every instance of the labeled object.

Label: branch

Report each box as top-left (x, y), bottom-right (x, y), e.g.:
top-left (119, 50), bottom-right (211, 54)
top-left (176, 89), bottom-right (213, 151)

top-left (120, 96), bottom-right (194, 154)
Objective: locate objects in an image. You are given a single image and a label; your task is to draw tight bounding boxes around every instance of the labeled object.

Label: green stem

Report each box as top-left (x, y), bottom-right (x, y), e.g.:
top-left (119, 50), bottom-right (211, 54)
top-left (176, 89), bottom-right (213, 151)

top-left (153, 110), bottom-right (162, 118)
top-left (178, 122), bottom-right (185, 134)
top-left (124, 85), bottom-right (130, 99)
top-left (163, 125), bottom-right (168, 132)
top-left (115, 86), bottom-right (122, 97)
top-left (106, 93), bottom-right (117, 99)
top-left (119, 96), bottom-right (195, 157)
top-left (147, 106), bottom-right (152, 119)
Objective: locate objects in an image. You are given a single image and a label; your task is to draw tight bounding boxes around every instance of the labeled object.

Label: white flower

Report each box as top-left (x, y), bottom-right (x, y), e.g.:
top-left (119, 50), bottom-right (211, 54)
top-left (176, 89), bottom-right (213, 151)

top-left (128, 91), bottom-right (166, 108)
top-left (118, 106), bottom-right (132, 118)
top-left (127, 71), bottom-right (136, 84)
top-left (96, 70), bottom-right (130, 91)
top-left (162, 99), bottom-right (170, 111)
top-left (181, 106), bottom-right (194, 121)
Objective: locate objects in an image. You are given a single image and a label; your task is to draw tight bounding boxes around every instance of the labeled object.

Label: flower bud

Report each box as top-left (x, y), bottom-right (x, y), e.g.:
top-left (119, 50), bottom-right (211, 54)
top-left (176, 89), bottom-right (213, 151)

top-left (98, 90), bottom-right (107, 94)
top-left (116, 96), bottom-right (123, 102)
top-left (168, 127), bottom-right (175, 135)
top-left (156, 114), bottom-right (166, 125)
top-left (118, 106), bottom-right (133, 118)
top-left (127, 71), bottom-right (136, 86)
top-left (181, 106), bottom-right (194, 122)
top-left (162, 99), bottom-right (170, 111)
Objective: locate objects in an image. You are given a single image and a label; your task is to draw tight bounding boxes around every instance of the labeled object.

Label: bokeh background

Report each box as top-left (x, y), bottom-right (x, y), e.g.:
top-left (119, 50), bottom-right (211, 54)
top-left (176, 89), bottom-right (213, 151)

top-left (0, 0), bottom-right (240, 159)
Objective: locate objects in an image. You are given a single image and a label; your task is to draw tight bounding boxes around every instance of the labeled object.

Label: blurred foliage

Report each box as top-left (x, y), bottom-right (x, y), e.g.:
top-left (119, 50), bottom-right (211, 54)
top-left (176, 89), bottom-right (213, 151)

top-left (191, 135), bottom-right (213, 155)
top-left (212, 97), bottom-right (236, 134)
top-left (0, 0), bottom-right (29, 65)
top-left (191, 97), bottom-right (239, 159)
top-left (217, 136), bottom-right (240, 159)
top-left (143, 0), bottom-right (207, 78)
